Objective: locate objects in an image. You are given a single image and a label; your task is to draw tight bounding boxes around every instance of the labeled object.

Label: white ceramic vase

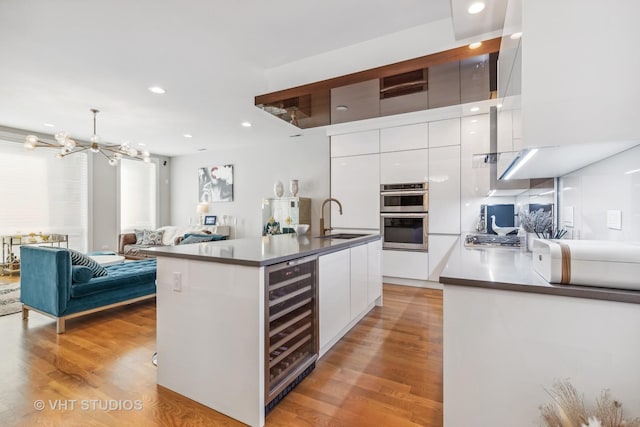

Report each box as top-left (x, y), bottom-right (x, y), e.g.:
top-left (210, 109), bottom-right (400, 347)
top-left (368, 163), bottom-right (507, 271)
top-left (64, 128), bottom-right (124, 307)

top-left (274, 181), bottom-right (284, 198)
top-left (290, 179), bottom-right (299, 197)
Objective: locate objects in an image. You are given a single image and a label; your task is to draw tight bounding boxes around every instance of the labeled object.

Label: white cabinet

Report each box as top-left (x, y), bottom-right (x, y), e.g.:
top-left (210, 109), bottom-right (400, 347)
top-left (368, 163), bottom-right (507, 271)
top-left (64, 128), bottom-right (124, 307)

top-left (460, 115), bottom-right (491, 232)
top-left (380, 149), bottom-right (428, 184)
top-left (367, 240), bottom-right (382, 305)
top-left (428, 118), bottom-right (460, 148)
top-left (319, 250), bottom-right (350, 350)
top-left (331, 130), bottom-right (379, 157)
top-left (350, 244), bottom-right (368, 320)
top-left (428, 145), bottom-right (461, 234)
top-left (331, 154), bottom-right (380, 229)
top-left (380, 123), bottom-right (428, 152)
top-left (428, 235), bottom-right (459, 282)
top-left (522, 1), bottom-right (640, 149)
top-left (382, 249), bottom-right (429, 280)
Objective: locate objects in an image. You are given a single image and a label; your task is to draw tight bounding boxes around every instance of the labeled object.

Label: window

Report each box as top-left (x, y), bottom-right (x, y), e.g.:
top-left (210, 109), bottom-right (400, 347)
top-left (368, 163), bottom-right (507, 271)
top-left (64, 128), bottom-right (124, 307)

top-left (120, 159), bottom-right (157, 232)
top-left (0, 140), bottom-right (88, 251)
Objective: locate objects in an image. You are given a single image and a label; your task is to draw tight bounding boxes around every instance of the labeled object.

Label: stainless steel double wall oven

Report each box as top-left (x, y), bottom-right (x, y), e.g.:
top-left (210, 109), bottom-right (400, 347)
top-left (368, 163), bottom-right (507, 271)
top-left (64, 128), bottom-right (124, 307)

top-left (380, 183), bottom-right (428, 251)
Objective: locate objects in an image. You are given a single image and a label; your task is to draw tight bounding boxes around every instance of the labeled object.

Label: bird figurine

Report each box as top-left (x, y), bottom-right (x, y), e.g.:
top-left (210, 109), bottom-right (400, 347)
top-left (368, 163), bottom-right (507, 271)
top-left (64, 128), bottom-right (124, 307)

top-left (491, 215), bottom-right (519, 235)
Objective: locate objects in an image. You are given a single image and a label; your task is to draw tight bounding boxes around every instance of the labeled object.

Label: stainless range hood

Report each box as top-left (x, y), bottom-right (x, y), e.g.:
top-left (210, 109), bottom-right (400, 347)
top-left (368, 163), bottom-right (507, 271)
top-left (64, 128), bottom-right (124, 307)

top-left (487, 106), bottom-right (531, 195)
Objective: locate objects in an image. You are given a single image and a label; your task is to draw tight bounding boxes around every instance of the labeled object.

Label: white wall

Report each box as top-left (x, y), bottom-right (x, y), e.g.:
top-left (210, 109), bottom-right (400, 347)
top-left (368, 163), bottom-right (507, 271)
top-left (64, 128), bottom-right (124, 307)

top-left (169, 130), bottom-right (329, 238)
top-left (559, 145), bottom-right (640, 241)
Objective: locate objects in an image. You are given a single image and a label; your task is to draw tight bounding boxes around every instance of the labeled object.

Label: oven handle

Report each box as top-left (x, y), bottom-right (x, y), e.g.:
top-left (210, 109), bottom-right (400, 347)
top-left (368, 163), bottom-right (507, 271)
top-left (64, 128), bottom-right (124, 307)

top-left (380, 212), bottom-right (428, 218)
top-left (380, 190), bottom-right (427, 196)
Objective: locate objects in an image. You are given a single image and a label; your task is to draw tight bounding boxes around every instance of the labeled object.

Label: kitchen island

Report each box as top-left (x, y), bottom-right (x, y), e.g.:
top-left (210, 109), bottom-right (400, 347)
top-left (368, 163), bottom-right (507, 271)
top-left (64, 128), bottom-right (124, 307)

top-left (144, 233), bottom-right (382, 427)
top-left (440, 240), bottom-right (640, 426)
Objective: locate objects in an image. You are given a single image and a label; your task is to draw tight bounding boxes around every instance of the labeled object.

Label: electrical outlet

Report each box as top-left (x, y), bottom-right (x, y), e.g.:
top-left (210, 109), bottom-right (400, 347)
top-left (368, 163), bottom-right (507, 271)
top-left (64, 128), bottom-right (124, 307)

top-left (172, 272), bottom-right (182, 292)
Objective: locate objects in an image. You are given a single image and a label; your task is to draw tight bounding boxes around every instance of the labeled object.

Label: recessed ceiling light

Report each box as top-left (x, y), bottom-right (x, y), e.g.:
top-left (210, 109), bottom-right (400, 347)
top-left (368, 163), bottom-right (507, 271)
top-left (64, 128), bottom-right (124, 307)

top-left (43, 123), bottom-right (55, 127)
top-left (137, 142), bottom-right (146, 147)
top-left (469, 131), bottom-right (477, 135)
top-left (471, 119), bottom-right (478, 123)
top-left (335, 105), bottom-right (349, 111)
top-left (510, 32), bottom-right (523, 40)
top-left (183, 134), bottom-right (193, 138)
top-left (497, 103), bottom-right (503, 108)
top-left (241, 122), bottom-right (252, 128)
top-left (469, 42), bottom-right (482, 49)
top-left (470, 106), bottom-right (480, 112)
top-left (148, 86), bottom-right (166, 94)
top-left (467, 2), bottom-right (485, 14)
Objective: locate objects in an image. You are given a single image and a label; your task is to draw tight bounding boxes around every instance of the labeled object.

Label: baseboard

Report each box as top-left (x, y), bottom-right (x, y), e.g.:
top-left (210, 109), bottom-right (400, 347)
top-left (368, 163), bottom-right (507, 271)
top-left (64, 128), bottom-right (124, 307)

top-left (383, 276), bottom-right (443, 290)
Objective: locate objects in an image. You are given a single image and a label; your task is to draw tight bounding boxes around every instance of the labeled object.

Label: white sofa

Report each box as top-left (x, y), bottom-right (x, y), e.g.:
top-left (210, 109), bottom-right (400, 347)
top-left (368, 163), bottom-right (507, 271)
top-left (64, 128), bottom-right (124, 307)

top-left (118, 225), bottom-right (231, 259)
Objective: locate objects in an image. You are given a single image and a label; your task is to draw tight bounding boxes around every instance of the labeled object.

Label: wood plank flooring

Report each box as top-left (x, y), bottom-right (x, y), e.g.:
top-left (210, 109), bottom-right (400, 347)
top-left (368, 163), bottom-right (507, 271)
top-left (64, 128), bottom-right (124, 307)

top-left (0, 284), bottom-right (442, 426)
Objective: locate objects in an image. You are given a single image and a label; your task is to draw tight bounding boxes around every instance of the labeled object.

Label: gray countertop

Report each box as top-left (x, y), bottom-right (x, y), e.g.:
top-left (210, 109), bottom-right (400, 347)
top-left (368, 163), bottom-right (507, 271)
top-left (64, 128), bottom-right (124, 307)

top-left (440, 239), bottom-right (640, 305)
top-left (142, 233), bottom-right (380, 267)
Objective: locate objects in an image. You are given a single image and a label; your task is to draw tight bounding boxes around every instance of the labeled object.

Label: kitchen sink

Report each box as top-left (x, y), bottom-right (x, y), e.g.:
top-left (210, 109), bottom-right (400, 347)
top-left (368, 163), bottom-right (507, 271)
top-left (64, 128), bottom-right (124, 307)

top-left (317, 233), bottom-right (368, 239)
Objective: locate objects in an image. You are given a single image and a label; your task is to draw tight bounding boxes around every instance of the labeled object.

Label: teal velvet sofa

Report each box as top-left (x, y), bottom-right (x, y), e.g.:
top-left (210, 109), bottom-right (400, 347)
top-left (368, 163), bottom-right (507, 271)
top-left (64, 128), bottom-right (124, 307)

top-left (20, 246), bottom-right (156, 333)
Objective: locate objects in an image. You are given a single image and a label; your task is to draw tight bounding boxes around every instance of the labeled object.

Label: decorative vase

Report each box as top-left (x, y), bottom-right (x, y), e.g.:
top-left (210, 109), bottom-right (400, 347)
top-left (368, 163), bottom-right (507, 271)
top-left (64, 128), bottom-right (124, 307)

top-left (527, 232), bottom-right (538, 252)
top-left (273, 181), bottom-right (284, 198)
top-left (289, 179), bottom-right (299, 197)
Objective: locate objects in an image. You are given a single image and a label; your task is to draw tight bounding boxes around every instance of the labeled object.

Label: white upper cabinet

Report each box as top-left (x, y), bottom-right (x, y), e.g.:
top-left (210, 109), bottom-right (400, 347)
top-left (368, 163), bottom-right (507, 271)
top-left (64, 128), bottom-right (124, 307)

top-left (429, 118), bottom-right (461, 148)
top-left (523, 1), bottom-right (640, 149)
top-left (428, 145), bottom-right (461, 234)
top-left (380, 149), bottom-right (428, 184)
top-left (331, 154), bottom-right (380, 229)
top-left (380, 123), bottom-right (428, 152)
top-left (460, 115), bottom-right (491, 232)
top-left (331, 130), bottom-right (379, 157)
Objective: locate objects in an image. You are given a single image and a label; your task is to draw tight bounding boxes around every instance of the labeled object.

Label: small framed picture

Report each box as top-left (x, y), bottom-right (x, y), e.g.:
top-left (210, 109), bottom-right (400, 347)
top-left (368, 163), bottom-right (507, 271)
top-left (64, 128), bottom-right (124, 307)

top-left (204, 215), bottom-right (217, 226)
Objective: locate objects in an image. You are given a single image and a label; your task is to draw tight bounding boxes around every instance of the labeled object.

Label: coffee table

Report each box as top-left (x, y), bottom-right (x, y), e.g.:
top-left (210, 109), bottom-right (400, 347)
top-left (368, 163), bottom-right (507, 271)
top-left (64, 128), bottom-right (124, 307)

top-left (89, 254), bottom-right (125, 266)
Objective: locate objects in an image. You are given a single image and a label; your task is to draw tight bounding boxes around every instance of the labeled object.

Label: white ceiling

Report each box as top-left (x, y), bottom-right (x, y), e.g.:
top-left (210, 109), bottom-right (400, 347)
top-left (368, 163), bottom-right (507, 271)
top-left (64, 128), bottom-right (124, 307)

top-left (0, 0), bottom-right (502, 157)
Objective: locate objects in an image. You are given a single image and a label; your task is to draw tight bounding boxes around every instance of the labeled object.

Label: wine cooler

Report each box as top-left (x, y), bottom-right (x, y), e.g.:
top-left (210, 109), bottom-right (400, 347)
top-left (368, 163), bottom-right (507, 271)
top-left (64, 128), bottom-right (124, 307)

top-left (264, 255), bottom-right (318, 412)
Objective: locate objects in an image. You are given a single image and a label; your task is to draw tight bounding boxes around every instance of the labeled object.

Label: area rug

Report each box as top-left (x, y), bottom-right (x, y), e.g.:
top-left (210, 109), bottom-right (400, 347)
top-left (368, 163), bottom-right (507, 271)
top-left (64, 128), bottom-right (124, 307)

top-left (0, 282), bottom-right (21, 316)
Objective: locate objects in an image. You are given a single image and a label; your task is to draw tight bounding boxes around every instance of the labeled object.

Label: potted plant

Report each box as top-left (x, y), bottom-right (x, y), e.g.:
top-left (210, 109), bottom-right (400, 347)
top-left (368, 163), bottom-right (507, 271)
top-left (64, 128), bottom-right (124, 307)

top-left (520, 209), bottom-right (567, 251)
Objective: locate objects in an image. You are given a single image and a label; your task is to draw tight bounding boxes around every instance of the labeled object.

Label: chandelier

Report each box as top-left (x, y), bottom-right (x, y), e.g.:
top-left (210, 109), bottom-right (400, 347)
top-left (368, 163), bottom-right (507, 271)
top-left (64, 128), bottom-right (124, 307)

top-left (24, 109), bottom-right (151, 166)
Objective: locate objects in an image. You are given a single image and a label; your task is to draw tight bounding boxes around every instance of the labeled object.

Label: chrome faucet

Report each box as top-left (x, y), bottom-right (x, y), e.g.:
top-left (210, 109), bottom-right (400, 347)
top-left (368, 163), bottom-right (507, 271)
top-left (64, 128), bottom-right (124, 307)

top-left (319, 198), bottom-right (343, 236)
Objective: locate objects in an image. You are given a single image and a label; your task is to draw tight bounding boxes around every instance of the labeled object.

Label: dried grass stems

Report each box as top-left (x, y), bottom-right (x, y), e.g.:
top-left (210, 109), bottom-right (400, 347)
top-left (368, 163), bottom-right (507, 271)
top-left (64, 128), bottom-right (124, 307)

top-left (520, 209), bottom-right (567, 239)
top-left (540, 380), bottom-right (640, 427)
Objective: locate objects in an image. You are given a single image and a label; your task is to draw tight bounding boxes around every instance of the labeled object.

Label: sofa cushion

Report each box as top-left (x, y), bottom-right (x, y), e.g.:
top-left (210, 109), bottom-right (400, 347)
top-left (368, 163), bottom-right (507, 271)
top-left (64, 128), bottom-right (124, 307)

top-left (69, 249), bottom-right (108, 277)
top-left (134, 229), bottom-right (146, 244)
top-left (123, 244), bottom-right (154, 257)
top-left (70, 259), bottom-right (157, 298)
top-left (71, 265), bottom-right (93, 284)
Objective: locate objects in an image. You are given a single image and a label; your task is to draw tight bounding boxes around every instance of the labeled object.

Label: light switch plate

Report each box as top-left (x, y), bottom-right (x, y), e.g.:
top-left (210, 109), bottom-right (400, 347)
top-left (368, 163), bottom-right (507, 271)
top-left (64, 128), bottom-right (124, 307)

top-left (606, 210), bottom-right (622, 230)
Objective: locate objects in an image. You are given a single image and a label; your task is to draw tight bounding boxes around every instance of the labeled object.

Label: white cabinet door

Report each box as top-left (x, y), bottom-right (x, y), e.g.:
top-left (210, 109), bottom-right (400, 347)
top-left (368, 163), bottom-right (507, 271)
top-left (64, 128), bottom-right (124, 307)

top-left (428, 235), bottom-right (459, 281)
top-left (429, 145), bottom-right (461, 234)
top-left (380, 149), bottom-right (428, 184)
top-left (380, 123), bottom-right (428, 152)
top-left (331, 154), bottom-right (380, 229)
top-left (319, 250), bottom-right (351, 350)
top-left (382, 249), bottom-right (429, 281)
top-left (429, 118), bottom-right (460, 148)
top-left (460, 115), bottom-right (491, 232)
top-left (331, 130), bottom-right (379, 157)
top-left (350, 244), bottom-right (368, 320)
top-left (367, 240), bottom-right (382, 305)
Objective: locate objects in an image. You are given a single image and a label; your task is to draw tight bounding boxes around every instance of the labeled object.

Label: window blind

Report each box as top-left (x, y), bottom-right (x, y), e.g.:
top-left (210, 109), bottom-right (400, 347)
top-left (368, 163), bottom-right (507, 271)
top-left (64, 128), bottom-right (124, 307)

top-left (0, 140), bottom-right (88, 252)
top-left (120, 158), bottom-right (157, 232)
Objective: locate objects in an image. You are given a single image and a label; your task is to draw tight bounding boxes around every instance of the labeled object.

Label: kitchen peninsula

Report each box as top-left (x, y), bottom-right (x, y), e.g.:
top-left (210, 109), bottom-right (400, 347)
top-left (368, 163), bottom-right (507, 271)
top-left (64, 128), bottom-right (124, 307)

top-left (440, 240), bottom-right (640, 426)
top-left (144, 233), bottom-right (382, 427)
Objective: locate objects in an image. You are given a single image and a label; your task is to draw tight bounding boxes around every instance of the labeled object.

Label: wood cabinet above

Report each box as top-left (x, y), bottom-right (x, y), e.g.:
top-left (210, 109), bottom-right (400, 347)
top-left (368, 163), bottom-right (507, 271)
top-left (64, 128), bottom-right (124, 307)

top-left (255, 38), bottom-right (501, 129)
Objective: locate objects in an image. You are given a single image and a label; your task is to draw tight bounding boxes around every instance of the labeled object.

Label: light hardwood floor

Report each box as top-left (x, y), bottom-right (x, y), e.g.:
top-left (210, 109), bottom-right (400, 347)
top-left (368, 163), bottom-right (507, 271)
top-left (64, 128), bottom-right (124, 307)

top-left (0, 284), bottom-right (442, 426)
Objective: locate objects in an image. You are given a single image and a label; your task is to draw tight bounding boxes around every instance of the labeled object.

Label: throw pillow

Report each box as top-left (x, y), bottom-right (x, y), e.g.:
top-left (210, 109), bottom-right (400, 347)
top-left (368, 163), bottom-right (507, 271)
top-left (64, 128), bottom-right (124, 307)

top-left (68, 249), bottom-right (108, 277)
top-left (184, 233), bottom-right (227, 241)
top-left (134, 229), bottom-right (146, 244)
top-left (71, 265), bottom-right (93, 284)
top-left (140, 229), bottom-right (165, 245)
top-left (179, 235), bottom-right (218, 245)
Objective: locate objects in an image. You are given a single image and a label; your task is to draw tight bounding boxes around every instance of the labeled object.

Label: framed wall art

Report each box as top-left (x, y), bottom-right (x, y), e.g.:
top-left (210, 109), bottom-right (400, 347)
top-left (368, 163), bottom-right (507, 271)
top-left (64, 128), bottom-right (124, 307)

top-left (204, 215), bottom-right (217, 226)
top-left (198, 164), bottom-right (234, 202)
